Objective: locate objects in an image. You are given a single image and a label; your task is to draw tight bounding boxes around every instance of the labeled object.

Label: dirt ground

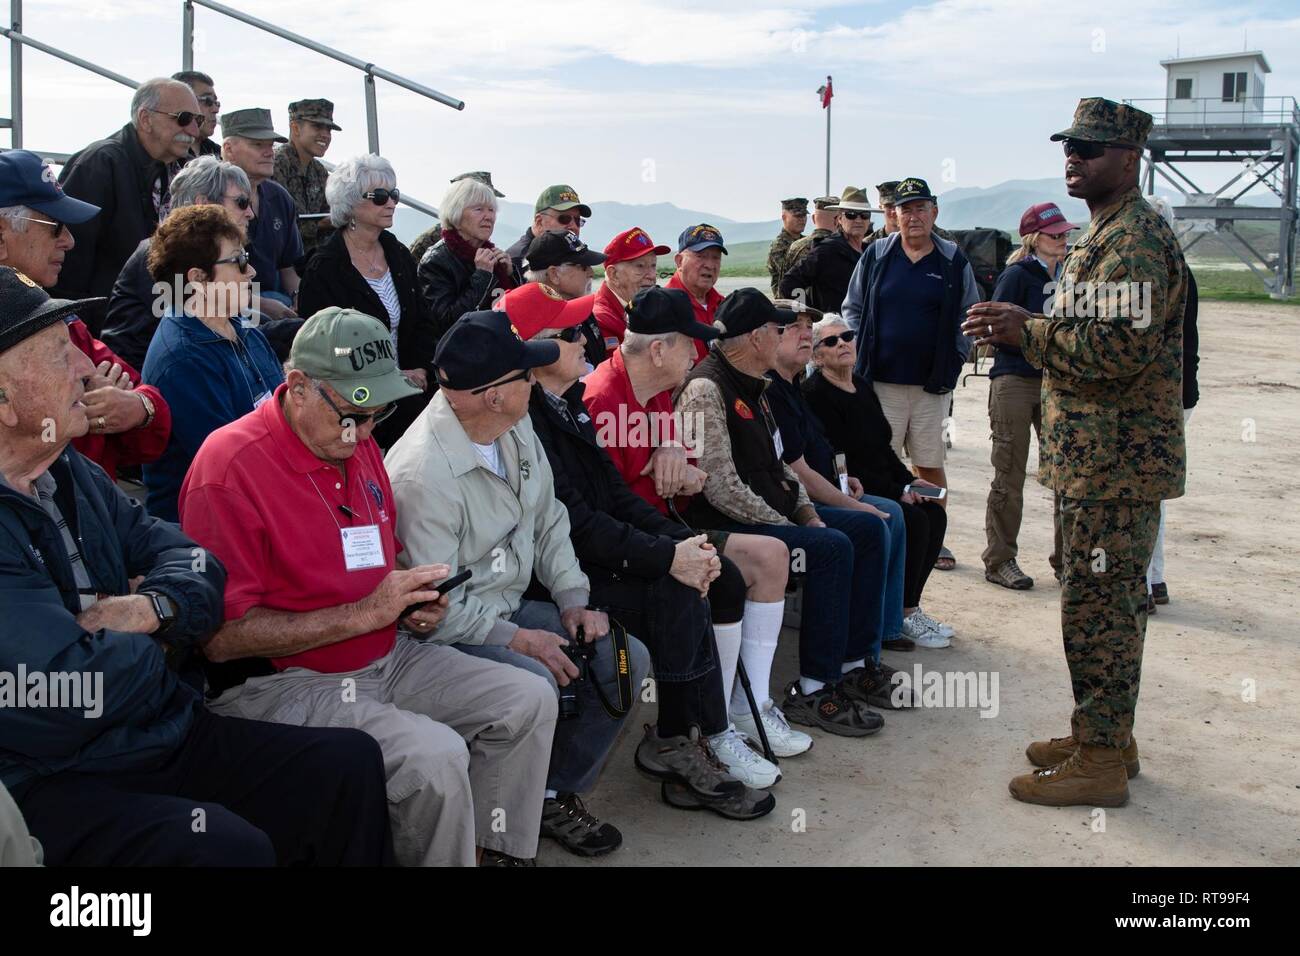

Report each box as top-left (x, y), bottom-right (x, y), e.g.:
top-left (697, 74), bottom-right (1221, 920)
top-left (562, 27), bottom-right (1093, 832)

top-left (542, 297), bottom-right (1300, 867)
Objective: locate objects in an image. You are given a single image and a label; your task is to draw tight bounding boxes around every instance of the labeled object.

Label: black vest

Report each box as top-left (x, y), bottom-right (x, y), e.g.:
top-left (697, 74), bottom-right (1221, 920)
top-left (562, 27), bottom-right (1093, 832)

top-left (684, 350), bottom-right (799, 527)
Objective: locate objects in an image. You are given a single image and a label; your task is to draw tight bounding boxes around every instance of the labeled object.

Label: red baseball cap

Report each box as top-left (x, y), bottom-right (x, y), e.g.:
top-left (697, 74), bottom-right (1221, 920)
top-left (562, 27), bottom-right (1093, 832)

top-left (603, 227), bottom-right (671, 266)
top-left (497, 282), bottom-right (595, 340)
top-left (1019, 202), bottom-right (1078, 238)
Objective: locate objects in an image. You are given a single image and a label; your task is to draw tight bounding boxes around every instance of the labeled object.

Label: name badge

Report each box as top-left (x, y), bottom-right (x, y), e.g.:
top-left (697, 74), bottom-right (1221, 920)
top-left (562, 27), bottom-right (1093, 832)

top-left (253, 391), bottom-right (273, 409)
top-left (773, 427), bottom-right (785, 460)
top-left (340, 525), bottom-right (385, 571)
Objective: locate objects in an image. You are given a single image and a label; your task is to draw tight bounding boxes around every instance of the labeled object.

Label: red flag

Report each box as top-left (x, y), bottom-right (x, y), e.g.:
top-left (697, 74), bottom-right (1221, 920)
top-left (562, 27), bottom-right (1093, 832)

top-left (818, 76), bottom-right (833, 109)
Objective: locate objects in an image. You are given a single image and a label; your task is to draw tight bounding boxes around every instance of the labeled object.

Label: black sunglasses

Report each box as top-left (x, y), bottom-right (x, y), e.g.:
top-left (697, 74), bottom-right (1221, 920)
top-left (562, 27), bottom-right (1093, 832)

top-left (196, 94), bottom-right (220, 108)
top-left (1062, 138), bottom-right (1138, 161)
top-left (538, 326), bottom-right (583, 344)
top-left (817, 330), bottom-right (856, 348)
top-left (363, 188), bottom-right (400, 206)
top-left (840, 211), bottom-right (869, 221)
top-left (149, 108), bottom-right (202, 128)
top-left (314, 383), bottom-right (396, 427)
top-left (213, 250), bottom-right (251, 270)
top-left (554, 213), bottom-right (587, 227)
top-left (471, 368), bottom-right (533, 395)
top-left (225, 193), bottom-right (252, 210)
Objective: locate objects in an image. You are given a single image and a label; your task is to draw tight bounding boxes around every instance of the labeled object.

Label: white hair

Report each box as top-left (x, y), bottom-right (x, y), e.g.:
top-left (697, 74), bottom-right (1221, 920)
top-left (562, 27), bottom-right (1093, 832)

top-left (524, 268), bottom-right (548, 284)
top-left (325, 154), bottom-right (397, 229)
top-left (169, 156), bottom-right (251, 208)
top-left (0, 205), bottom-right (33, 233)
top-left (811, 313), bottom-right (848, 343)
top-left (130, 77), bottom-right (187, 124)
top-left (620, 330), bottom-right (680, 356)
top-left (439, 177), bottom-right (498, 233)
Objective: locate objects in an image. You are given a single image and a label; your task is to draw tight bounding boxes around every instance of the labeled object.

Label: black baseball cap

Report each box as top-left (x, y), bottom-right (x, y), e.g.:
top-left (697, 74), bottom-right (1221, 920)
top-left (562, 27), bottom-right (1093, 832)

top-left (713, 288), bottom-right (797, 339)
top-left (525, 229), bottom-right (606, 271)
top-left (626, 287), bottom-right (720, 342)
top-left (893, 177), bottom-right (936, 205)
top-left (433, 310), bottom-right (560, 390)
top-left (0, 267), bottom-right (101, 355)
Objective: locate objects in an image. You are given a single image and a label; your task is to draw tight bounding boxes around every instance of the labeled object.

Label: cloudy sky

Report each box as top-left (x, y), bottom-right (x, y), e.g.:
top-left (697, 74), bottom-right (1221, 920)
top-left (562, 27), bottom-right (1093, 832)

top-left (11, 0), bottom-right (1300, 222)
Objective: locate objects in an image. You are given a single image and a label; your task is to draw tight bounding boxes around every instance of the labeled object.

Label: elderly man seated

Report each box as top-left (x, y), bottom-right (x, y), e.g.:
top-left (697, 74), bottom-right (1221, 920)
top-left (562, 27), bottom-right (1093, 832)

top-left (385, 310), bottom-right (650, 858)
top-left (591, 227), bottom-right (670, 354)
top-left (675, 289), bottom-right (895, 738)
top-left (666, 224), bottom-right (727, 363)
top-left (0, 271), bottom-right (392, 866)
top-left (522, 230), bottom-right (608, 368)
top-left (180, 308), bottom-right (555, 867)
top-left (506, 184), bottom-right (592, 276)
top-left (0, 150), bottom-right (171, 479)
top-left (504, 281), bottom-right (778, 813)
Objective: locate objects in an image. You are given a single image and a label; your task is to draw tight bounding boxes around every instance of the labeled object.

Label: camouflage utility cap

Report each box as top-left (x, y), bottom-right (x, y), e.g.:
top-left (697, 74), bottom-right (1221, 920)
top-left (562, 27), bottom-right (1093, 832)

top-left (781, 197), bottom-right (809, 212)
top-left (288, 98), bottom-right (342, 131)
top-left (812, 195), bottom-right (839, 210)
top-left (1051, 97), bottom-right (1152, 149)
top-left (452, 171), bottom-right (504, 197)
top-left (876, 181), bottom-right (901, 205)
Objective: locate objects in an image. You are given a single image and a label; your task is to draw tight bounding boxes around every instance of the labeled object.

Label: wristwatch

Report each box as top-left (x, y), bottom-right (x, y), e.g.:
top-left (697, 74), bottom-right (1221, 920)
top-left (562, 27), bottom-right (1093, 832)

top-left (141, 591), bottom-right (178, 635)
top-left (135, 390), bottom-right (156, 428)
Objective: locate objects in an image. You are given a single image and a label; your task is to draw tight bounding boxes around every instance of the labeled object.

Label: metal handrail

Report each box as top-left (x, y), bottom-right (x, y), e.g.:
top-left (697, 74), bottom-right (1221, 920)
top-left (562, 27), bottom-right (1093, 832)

top-left (0, 26), bottom-right (139, 89)
top-left (1124, 95), bottom-right (1300, 127)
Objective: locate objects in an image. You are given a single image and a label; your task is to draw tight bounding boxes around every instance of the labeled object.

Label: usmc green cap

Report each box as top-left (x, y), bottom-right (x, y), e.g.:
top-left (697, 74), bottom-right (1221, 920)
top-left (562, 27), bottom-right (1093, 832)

top-left (288, 98), bottom-right (341, 131)
top-left (876, 181), bottom-right (901, 205)
top-left (535, 184), bottom-right (591, 217)
top-left (781, 197), bottom-right (809, 212)
top-left (1051, 97), bottom-right (1153, 148)
top-left (290, 308), bottom-right (423, 408)
top-left (452, 171), bottom-right (504, 197)
top-left (220, 107), bottom-right (288, 142)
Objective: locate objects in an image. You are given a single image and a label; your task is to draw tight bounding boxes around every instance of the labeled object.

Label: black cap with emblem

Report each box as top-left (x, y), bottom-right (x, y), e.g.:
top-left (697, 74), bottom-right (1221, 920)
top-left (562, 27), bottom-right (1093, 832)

top-left (0, 267), bottom-right (102, 355)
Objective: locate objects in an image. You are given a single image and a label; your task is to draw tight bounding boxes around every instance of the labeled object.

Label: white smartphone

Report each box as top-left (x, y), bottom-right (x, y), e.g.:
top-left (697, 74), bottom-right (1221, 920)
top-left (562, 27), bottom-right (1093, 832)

top-left (905, 483), bottom-right (947, 500)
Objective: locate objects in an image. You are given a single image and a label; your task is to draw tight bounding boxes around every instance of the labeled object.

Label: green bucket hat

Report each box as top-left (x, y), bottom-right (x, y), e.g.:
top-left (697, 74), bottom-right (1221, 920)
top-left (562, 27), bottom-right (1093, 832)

top-left (290, 308), bottom-right (423, 408)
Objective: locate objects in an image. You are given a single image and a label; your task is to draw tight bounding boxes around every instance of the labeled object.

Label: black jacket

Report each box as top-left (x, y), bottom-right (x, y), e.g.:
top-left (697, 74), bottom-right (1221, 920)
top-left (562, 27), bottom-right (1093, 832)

top-left (528, 382), bottom-right (686, 586)
top-left (802, 369), bottom-right (915, 501)
top-left (778, 230), bottom-right (863, 312)
top-left (298, 228), bottom-right (438, 446)
top-left (417, 239), bottom-right (523, 338)
top-left (54, 124), bottom-right (173, 313)
top-left (506, 228), bottom-right (535, 278)
top-left (1183, 272), bottom-right (1199, 410)
top-left (989, 258), bottom-right (1053, 379)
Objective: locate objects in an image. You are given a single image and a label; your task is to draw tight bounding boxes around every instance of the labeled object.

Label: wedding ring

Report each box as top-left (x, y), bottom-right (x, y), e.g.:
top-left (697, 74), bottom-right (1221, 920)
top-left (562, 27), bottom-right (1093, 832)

top-left (987, 324), bottom-right (993, 335)
top-left (96, 416), bottom-right (106, 430)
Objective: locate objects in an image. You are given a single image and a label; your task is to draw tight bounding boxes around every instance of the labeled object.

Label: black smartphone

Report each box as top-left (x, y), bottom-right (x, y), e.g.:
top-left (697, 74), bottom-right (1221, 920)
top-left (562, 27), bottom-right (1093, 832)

top-left (401, 569), bottom-right (473, 619)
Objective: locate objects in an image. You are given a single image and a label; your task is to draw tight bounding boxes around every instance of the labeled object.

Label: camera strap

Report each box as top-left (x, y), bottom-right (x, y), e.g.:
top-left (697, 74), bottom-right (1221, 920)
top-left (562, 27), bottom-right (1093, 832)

top-left (590, 617), bottom-right (634, 719)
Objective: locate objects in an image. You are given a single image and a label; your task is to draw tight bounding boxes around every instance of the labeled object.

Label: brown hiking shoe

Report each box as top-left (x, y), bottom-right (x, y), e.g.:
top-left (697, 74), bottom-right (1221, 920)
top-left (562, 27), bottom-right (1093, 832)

top-left (1009, 744), bottom-right (1130, 807)
top-left (985, 558), bottom-right (1034, 590)
top-left (1026, 734), bottom-right (1140, 778)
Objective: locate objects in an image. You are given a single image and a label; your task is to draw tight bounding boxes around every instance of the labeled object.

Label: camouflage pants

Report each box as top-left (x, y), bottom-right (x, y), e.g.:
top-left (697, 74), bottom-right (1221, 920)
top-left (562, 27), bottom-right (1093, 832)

top-left (1058, 496), bottom-right (1160, 748)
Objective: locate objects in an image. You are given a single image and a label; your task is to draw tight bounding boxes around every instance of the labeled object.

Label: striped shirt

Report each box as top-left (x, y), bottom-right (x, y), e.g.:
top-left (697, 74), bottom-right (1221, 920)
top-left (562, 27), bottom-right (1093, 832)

top-left (365, 270), bottom-right (402, 356)
top-left (34, 471), bottom-right (98, 611)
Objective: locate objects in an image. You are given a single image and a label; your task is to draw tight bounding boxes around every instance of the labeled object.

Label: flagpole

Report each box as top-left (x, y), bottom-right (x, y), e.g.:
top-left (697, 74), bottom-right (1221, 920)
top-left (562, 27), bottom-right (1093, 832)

top-left (825, 95), bottom-right (831, 196)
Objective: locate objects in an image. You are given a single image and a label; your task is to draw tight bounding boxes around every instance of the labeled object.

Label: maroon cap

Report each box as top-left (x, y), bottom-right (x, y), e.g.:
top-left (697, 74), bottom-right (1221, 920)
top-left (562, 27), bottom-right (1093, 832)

top-left (1019, 202), bottom-right (1078, 238)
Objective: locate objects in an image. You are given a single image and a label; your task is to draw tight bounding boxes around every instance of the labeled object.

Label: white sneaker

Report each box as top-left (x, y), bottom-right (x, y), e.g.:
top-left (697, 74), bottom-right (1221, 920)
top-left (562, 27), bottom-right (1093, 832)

top-left (732, 701), bottom-right (813, 758)
top-left (707, 726), bottom-right (782, 789)
top-left (903, 611), bottom-right (951, 649)
top-left (913, 607), bottom-right (955, 639)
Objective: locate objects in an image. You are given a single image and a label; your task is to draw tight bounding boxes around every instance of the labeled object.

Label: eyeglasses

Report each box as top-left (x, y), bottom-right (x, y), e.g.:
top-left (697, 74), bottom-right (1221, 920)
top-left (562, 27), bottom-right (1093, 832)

top-left (840, 211), bottom-right (869, 221)
top-left (553, 213), bottom-right (587, 227)
top-left (817, 330), bottom-right (856, 348)
top-left (224, 193), bottom-right (252, 210)
top-left (148, 108), bottom-right (202, 128)
top-left (1061, 138), bottom-right (1138, 161)
top-left (14, 215), bottom-right (66, 238)
top-left (362, 188), bottom-right (400, 206)
top-left (471, 368), bottom-right (533, 394)
top-left (537, 326), bottom-right (583, 344)
top-left (213, 250), bottom-right (251, 270)
top-left (314, 383), bottom-right (396, 427)
top-left (196, 94), bottom-right (220, 108)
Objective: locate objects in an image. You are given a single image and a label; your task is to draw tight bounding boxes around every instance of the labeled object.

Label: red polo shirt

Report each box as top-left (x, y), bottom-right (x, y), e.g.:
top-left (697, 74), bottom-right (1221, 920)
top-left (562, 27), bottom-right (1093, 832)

top-left (591, 281), bottom-right (628, 354)
top-left (665, 272), bottom-right (722, 362)
top-left (583, 348), bottom-right (687, 515)
top-left (179, 384), bottom-right (401, 673)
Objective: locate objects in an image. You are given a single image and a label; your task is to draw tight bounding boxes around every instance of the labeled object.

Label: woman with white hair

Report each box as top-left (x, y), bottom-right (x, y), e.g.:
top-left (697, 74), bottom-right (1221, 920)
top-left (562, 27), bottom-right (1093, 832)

top-left (416, 177), bottom-right (520, 336)
top-left (298, 154), bottom-right (436, 447)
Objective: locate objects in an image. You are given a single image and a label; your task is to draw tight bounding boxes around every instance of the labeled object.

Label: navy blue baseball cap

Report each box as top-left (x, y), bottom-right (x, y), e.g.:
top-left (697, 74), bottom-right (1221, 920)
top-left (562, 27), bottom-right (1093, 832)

top-left (0, 151), bottom-right (100, 224)
top-left (433, 310), bottom-right (560, 390)
top-left (677, 223), bottom-right (728, 254)
top-left (626, 286), bottom-right (720, 341)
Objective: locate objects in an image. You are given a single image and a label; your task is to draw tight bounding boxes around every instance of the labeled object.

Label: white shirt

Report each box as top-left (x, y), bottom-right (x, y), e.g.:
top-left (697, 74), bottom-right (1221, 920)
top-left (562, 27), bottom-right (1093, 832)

top-left (472, 439), bottom-right (505, 479)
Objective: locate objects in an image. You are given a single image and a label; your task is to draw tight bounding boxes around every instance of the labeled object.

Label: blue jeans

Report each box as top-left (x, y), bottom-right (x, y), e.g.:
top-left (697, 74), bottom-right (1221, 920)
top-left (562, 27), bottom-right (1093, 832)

top-left (718, 507), bottom-right (888, 683)
top-left (455, 600), bottom-right (650, 795)
top-left (861, 495), bottom-right (906, 643)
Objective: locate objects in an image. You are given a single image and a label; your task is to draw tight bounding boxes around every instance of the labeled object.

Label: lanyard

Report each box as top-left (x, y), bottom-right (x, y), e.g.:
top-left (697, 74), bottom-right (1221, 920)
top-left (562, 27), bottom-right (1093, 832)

top-left (305, 463), bottom-right (376, 532)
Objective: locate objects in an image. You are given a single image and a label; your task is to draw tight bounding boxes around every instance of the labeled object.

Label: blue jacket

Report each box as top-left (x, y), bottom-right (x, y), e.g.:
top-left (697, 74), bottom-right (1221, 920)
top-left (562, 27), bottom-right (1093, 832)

top-left (0, 449), bottom-right (226, 793)
top-left (142, 312), bottom-right (285, 522)
top-left (989, 258), bottom-right (1055, 379)
top-left (842, 232), bottom-right (977, 394)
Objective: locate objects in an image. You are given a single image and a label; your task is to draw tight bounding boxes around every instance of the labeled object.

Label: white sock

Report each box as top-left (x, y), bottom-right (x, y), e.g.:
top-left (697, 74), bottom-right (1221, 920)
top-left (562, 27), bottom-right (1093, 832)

top-left (544, 789), bottom-right (557, 800)
top-left (799, 676), bottom-right (826, 695)
top-left (730, 600), bottom-right (784, 716)
top-left (842, 658), bottom-right (865, 674)
top-left (713, 621), bottom-right (743, 706)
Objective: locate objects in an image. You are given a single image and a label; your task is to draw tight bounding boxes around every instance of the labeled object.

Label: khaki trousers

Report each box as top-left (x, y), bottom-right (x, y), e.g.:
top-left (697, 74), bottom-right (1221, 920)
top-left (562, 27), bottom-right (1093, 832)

top-left (209, 634), bottom-right (556, 865)
top-left (983, 374), bottom-right (1061, 571)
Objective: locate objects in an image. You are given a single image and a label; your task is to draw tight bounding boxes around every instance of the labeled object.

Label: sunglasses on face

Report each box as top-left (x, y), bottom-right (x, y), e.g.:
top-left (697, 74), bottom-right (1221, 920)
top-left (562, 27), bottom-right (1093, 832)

top-left (1062, 138), bottom-right (1136, 161)
top-left (213, 250), bottom-right (251, 270)
top-left (225, 193), bottom-right (252, 210)
top-left (471, 368), bottom-right (534, 395)
top-left (840, 211), bottom-right (869, 221)
top-left (817, 330), bottom-right (856, 348)
top-left (363, 188), bottom-right (400, 206)
top-left (553, 213), bottom-right (587, 227)
top-left (314, 383), bottom-right (396, 427)
top-left (537, 326), bottom-right (584, 344)
top-left (16, 215), bottom-right (66, 238)
top-left (196, 94), bottom-right (220, 108)
top-left (149, 108), bottom-right (201, 128)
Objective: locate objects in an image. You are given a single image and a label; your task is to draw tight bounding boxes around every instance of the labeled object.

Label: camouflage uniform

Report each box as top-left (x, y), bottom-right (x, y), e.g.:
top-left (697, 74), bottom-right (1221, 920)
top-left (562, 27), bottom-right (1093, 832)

top-left (767, 198), bottom-right (807, 297)
top-left (786, 227), bottom-right (832, 271)
top-left (1020, 98), bottom-right (1187, 750)
top-left (273, 99), bottom-right (340, 256)
top-left (409, 171), bottom-right (505, 264)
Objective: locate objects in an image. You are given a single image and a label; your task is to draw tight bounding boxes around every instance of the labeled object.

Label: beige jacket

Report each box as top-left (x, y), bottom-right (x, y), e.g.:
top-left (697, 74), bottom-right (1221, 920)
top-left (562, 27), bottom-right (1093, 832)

top-left (385, 391), bottom-right (589, 646)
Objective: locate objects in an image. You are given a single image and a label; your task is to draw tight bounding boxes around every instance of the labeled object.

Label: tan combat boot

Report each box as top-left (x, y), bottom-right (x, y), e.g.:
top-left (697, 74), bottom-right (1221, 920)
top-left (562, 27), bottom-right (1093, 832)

top-left (1008, 744), bottom-right (1130, 807)
top-left (1025, 734), bottom-right (1140, 778)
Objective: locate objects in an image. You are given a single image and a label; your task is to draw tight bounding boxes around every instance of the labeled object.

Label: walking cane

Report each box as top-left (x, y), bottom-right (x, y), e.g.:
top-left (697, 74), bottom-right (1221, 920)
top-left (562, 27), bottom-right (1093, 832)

top-left (665, 500), bottom-right (777, 764)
